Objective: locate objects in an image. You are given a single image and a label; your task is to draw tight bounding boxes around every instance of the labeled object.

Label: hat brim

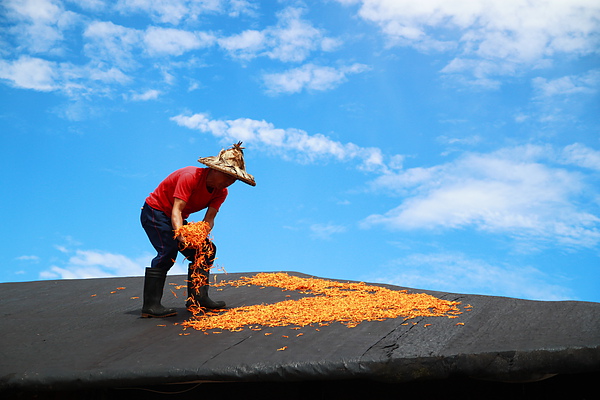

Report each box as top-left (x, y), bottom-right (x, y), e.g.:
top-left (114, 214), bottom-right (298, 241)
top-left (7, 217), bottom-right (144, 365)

top-left (199, 159), bottom-right (256, 186)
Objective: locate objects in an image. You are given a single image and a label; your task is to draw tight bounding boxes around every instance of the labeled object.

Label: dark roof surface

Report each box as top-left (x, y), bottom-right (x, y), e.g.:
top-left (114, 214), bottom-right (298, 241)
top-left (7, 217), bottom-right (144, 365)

top-left (1, 272), bottom-right (599, 392)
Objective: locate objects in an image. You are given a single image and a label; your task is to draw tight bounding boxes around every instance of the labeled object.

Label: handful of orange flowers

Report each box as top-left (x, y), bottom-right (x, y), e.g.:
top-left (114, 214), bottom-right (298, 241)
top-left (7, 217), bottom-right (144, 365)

top-left (174, 221), bottom-right (214, 309)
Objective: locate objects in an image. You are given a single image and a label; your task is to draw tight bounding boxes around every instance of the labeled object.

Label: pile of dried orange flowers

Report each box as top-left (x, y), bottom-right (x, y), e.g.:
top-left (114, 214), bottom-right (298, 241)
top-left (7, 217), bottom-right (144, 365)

top-left (181, 272), bottom-right (463, 332)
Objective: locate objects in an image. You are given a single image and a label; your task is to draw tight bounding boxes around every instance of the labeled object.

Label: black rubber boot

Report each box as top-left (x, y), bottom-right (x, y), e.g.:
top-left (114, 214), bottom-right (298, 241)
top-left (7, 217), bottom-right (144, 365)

top-left (186, 266), bottom-right (226, 311)
top-left (198, 281), bottom-right (226, 309)
top-left (141, 267), bottom-right (177, 318)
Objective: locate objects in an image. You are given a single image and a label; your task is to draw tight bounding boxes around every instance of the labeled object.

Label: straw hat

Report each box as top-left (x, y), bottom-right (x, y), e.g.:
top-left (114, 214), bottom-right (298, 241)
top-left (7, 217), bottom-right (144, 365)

top-left (198, 142), bottom-right (256, 186)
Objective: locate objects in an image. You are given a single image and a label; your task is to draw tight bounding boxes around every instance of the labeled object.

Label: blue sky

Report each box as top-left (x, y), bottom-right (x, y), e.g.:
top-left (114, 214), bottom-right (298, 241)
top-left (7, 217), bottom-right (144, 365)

top-left (1, 0), bottom-right (599, 302)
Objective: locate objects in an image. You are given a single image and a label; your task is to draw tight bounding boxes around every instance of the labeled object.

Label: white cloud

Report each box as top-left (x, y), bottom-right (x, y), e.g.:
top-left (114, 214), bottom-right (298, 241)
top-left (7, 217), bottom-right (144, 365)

top-left (39, 249), bottom-right (186, 279)
top-left (16, 255), bottom-right (40, 262)
top-left (218, 6), bottom-right (339, 62)
top-left (69, 0), bottom-right (107, 12)
top-left (440, 58), bottom-right (515, 88)
top-left (171, 112), bottom-right (398, 173)
top-left (0, 56), bottom-right (58, 91)
top-left (363, 144), bottom-right (600, 249)
top-left (263, 7), bottom-right (337, 63)
top-left (54, 245), bottom-right (70, 253)
top-left (144, 27), bottom-right (216, 56)
top-left (262, 63), bottom-right (370, 94)
top-left (1, 3), bottom-right (346, 100)
top-left (437, 135), bottom-right (482, 147)
top-left (0, 55), bottom-right (134, 96)
top-left (116, 0), bottom-right (204, 25)
top-left (227, 0), bottom-right (259, 18)
top-left (129, 88), bottom-right (161, 101)
top-left (3, 0), bottom-right (79, 54)
top-left (310, 223), bottom-right (347, 240)
top-left (115, 0), bottom-right (257, 24)
top-left (367, 252), bottom-right (574, 301)
top-left (83, 20), bottom-right (143, 70)
top-left (560, 143), bottom-right (600, 171)
top-left (532, 69), bottom-right (600, 97)
top-left (88, 66), bottom-right (130, 84)
top-left (80, 22), bottom-right (218, 85)
top-left (218, 30), bottom-right (266, 61)
top-left (340, 0), bottom-right (600, 81)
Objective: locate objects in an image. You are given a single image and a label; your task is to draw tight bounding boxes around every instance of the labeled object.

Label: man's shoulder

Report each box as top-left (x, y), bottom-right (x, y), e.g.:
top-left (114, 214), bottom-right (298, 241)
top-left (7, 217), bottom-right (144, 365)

top-left (171, 166), bottom-right (206, 178)
top-left (177, 166), bottom-right (203, 173)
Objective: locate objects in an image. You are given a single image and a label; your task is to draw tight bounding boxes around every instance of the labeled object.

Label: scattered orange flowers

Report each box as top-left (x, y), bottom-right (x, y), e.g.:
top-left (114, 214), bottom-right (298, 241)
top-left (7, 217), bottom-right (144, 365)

top-left (181, 273), bottom-right (465, 333)
top-left (174, 221), bottom-right (215, 306)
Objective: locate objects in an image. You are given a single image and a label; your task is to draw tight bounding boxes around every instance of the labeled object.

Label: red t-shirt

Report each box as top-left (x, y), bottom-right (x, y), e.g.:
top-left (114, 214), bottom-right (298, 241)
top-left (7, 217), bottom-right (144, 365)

top-left (145, 167), bottom-right (228, 219)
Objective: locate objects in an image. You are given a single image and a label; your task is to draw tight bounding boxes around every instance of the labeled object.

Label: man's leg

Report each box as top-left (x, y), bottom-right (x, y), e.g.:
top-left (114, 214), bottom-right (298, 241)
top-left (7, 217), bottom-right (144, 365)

top-left (140, 204), bottom-right (177, 317)
top-left (141, 204), bottom-right (179, 271)
top-left (183, 240), bottom-right (226, 311)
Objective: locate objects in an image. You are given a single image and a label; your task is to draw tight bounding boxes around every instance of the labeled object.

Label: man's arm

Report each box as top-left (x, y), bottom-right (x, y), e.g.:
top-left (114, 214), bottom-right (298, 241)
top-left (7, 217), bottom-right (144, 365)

top-left (173, 199), bottom-right (218, 241)
top-left (172, 197), bottom-right (187, 241)
top-left (203, 207), bottom-right (218, 230)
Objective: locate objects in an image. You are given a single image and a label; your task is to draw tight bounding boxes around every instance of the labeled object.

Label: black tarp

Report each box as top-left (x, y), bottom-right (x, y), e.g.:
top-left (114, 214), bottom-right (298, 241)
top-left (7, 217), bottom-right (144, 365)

top-left (1, 271), bottom-right (599, 393)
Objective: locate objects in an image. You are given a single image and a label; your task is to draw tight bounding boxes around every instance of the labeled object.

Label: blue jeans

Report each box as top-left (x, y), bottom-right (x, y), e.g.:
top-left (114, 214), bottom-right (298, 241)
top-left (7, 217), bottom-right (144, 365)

top-left (140, 203), bottom-right (215, 272)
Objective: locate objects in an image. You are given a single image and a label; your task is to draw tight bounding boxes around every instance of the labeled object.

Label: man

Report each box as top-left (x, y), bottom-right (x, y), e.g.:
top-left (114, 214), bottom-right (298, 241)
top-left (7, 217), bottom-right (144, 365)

top-left (140, 142), bottom-right (255, 318)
